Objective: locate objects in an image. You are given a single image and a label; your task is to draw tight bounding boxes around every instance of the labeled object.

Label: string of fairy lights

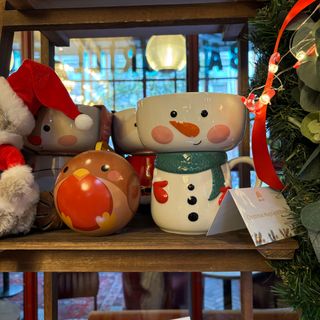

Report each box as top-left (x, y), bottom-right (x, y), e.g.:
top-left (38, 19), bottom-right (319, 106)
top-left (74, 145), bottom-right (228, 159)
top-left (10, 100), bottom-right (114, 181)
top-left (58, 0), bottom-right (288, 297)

top-left (242, 3), bottom-right (319, 116)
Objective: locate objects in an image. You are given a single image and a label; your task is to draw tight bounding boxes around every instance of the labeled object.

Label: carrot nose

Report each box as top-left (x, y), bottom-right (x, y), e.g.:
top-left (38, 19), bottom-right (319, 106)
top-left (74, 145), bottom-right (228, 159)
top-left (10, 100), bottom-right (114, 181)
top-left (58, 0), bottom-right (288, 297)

top-left (170, 121), bottom-right (200, 137)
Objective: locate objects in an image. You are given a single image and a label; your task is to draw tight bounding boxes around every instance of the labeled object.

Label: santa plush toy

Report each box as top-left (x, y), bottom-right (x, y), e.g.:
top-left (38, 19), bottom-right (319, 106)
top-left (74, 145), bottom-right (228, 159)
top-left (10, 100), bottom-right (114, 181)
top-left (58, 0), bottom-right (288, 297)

top-left (0, 59), bottom-right (93, 237)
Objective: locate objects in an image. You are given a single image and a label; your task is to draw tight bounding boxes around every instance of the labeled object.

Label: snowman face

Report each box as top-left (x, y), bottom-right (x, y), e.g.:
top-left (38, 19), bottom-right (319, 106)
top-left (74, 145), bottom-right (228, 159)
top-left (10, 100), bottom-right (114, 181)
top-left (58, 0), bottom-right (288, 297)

top-left (112, 108), bottom-right (148, 155)
top-left (137, 92), bottom-right (247, 152)
top-left (25, 105), bottom-right (102, 154)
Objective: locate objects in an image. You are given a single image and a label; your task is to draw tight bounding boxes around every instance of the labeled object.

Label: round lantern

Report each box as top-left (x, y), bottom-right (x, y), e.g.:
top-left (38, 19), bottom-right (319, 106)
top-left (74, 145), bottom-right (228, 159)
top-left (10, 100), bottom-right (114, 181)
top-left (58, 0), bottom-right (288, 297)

top-left (54, 150), bottom-right (140, 236)
top-left (146, 35), bottom-right (186, 71)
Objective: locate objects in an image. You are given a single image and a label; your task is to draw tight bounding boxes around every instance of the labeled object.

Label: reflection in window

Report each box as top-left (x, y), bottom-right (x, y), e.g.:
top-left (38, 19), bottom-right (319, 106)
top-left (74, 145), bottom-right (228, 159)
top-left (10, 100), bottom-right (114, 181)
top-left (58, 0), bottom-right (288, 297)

top-left (54, 37), bottom-right (186, 111)
top-left (198, 34), bottom-right (238, 94)
top-left (11, 34), bottom-right (245, 114)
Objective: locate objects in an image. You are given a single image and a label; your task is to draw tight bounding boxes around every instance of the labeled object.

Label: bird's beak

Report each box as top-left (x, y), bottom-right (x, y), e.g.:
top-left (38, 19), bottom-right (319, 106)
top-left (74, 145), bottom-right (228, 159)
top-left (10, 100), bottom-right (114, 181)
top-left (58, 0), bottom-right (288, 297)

top-left (73, 168), bottom-right (90, 180)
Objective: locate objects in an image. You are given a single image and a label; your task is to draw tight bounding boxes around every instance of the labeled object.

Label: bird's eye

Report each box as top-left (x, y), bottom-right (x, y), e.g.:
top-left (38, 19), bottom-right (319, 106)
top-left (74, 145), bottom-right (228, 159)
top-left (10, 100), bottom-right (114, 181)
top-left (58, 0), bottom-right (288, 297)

top-left (101, 164), bottom-right (110, 172)
top-left (170, 110), bottom-right (177, 118)
top-left (43, 125), bottom-right (51, 132)
top-left (201, 110), bottom-right (208, 117)
top-left (63, 166), bottom-right (69, 173)
top-left (134, 123), bottom-right (137, 127)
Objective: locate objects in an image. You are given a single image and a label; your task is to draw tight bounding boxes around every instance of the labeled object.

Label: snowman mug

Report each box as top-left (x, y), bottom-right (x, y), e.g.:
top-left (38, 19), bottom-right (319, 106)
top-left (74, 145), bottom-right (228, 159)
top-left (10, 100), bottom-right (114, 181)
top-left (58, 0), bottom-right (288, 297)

top-left (137, 92), bottom-right (261, 234)
top-left (151, 151), bottom-right (261, 234)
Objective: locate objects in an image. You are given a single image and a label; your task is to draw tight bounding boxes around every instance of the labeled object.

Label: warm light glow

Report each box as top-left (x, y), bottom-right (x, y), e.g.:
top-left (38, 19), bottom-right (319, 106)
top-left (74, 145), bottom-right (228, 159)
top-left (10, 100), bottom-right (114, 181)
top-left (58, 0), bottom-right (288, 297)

top-left (146, 35), bottom-right (186, 71)
top-left (296, 50), bottom-right (306, 61)
top-left (268, 63), bottom-right (279, 74)
top-left (259, 94), bottom-right (271, 105)
top-left (55, 61), bottom-right (75, 92)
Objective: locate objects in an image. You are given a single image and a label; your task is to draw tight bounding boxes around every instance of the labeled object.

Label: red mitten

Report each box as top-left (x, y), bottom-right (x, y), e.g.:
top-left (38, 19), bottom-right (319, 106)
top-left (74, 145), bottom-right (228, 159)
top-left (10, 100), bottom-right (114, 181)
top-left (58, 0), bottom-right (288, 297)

top-left (153, 180), bottom-right (168, 204)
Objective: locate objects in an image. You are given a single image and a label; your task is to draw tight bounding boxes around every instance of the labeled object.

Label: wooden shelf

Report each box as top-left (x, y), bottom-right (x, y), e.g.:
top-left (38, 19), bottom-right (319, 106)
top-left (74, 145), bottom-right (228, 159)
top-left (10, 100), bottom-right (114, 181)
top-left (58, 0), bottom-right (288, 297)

top-left (0, 214), bottom-right (298, 272)
top-left (2, 1), bottom-right (264, 51)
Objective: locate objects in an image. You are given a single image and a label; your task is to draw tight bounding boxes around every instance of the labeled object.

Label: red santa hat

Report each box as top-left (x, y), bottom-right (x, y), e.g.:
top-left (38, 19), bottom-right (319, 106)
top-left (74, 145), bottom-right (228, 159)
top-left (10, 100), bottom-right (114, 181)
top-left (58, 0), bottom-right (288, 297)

top-left (0, 59), bottom-right (93, 138)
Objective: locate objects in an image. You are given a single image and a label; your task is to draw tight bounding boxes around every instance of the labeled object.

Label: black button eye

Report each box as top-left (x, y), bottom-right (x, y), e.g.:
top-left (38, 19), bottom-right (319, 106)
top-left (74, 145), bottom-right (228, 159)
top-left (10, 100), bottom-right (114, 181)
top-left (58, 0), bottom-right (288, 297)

top-left (101, 164), bottom-right (110, 172)
top-left (201, 110), bottom-right (208, 117)
top-left (188, 184), bottom-right (195, 191)
top-left (63, 166), bottom-right (69, 173)
top-left (134, 123), bottom-right (137, 127)
top-left (170, 110), bottom-right (177, 118)
top-left (43, 125), bottom-right (51, 132)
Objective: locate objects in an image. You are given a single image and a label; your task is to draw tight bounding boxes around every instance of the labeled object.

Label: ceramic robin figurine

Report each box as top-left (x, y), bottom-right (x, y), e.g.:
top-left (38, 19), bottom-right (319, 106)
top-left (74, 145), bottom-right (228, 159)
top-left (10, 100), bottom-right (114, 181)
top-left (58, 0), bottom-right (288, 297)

top-left (0, 59), bottom-right (93, 236)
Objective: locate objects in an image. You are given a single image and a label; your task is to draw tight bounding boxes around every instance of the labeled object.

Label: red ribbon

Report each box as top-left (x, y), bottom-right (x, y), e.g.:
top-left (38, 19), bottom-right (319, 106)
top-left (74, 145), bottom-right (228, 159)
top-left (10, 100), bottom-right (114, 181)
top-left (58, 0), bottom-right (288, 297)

top-left (251, 0), bottom-right (316, 190)
top-left (218, 186), bottom-right (232, 205)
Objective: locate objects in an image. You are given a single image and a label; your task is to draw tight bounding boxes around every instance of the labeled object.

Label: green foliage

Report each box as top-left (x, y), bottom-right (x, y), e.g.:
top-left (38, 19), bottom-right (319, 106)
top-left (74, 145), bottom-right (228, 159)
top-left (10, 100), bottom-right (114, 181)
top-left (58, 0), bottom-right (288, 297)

top-left (249, 0), bottom-right (320, 318)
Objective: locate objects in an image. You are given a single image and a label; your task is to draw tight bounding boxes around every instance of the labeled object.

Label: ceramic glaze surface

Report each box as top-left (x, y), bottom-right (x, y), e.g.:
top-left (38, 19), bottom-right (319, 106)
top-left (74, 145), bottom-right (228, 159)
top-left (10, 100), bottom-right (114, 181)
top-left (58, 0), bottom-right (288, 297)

top-left (25, 105), bottom-right (109, 154)
top-left (25, 154), bottom-right (71, 192)
top-left (152, 153), bottom-right (259, 234)
top-left (112, 108), bottom-right (147, 154)
top-left (127, 154), bottom-right (156, 204)
top-left (152, 166), bottom-right (228, 235)
top-left (112, 108), bottom-right (156, 205)
top-left (137, 92), bottom-right (247, 153)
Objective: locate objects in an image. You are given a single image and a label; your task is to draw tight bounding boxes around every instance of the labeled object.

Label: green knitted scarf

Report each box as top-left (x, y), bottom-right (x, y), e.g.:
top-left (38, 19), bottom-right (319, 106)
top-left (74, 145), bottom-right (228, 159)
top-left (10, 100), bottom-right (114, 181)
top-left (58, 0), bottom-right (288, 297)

top-left (155, 152), bottom-right (227, 201)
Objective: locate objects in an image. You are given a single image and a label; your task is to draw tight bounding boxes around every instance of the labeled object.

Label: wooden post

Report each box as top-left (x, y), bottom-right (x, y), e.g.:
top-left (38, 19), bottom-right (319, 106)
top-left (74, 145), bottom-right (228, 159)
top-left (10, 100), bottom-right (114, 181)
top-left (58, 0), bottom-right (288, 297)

top-left (41, 33), bottom-right (55, 68)
top-left (0, 0), bottom-right (14, 77)
top-left (237, 23), bottom-right (251, 188)
top-left (21, 31), bottom-right (34, 60)
top-left (191, 272), bottom-right (203, 320)
top-left (186, 34), bottom-right (202, 320)
top-left (186, 34), bottom-right (199, 92)
top-left (44, 272), bottom-right (58, 320)
top-left (240, 271), bottom-right (253, 320)
top-left (23, 272), bottom-right (38, 320)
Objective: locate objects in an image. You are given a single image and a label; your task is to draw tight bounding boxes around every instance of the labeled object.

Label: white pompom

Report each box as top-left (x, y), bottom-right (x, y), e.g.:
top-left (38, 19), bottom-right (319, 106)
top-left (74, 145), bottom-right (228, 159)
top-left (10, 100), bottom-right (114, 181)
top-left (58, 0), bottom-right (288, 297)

top-left (75, 114), bottom-right (93, 131)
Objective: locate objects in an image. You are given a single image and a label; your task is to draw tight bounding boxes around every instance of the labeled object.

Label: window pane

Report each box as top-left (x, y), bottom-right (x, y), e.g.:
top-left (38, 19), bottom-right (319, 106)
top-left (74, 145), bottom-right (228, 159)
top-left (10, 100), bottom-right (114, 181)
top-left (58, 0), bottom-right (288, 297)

top-left (198, 34), bottom-right (238, 94)
top-left (115, 81), bottom-right (143, 111)
top-left (147, 80), bottom-right (176, 96)
top-left (54, 36), bottom-right (186, 107)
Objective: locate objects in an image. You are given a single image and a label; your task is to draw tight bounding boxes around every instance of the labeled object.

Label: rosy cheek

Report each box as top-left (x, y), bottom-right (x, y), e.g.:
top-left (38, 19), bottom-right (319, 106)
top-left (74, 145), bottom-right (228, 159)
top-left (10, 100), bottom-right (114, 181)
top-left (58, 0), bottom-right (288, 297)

top-left (151, 126), bottom-right (173, 144)
top-left (107, 170), bottom-right (123, 182)
top-left (27, 135), bottom-right (42, 146)
top-left (207, 124), bottom-right (231, 144)
top-left (58, 135), bottom-right (77, 146)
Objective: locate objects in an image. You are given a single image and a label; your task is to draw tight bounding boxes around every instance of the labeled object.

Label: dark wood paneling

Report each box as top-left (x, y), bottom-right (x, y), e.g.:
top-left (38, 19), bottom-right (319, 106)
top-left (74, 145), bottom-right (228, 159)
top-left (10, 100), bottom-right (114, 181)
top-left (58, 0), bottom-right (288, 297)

top-left (3, 3), bottom-right (260, 31)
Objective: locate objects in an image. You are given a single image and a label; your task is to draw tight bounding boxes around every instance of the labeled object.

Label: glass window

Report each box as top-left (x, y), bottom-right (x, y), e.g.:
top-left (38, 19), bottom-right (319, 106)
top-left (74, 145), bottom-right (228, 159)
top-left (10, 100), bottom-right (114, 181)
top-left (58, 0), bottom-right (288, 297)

top-left (54, 36), bottom-right (187, 111)
top-left (198, 34), bottom-right (238, 94)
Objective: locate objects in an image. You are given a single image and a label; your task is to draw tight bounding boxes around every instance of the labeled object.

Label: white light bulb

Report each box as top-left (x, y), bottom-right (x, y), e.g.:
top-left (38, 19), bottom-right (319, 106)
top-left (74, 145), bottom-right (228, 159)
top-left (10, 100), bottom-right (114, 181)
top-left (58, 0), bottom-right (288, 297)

top-left (268, 63), bottom-right (279, 74)
top-left (259, 94), bottom-right (271, 105)
top-left (296, 50), bottom-right (306, 61)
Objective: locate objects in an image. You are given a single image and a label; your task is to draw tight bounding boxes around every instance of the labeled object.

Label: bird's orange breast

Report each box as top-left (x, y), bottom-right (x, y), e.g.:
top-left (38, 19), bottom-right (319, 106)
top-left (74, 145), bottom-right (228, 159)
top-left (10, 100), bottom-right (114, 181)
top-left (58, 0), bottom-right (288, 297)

top-left (56, 174), bottom-right (113, 231)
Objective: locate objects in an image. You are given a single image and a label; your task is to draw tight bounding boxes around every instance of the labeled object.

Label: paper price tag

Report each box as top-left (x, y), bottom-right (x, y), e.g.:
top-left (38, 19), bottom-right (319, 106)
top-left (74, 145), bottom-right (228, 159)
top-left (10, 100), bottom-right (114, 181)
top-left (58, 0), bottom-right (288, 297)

top-left (207, 187), bottom-right (296, 246)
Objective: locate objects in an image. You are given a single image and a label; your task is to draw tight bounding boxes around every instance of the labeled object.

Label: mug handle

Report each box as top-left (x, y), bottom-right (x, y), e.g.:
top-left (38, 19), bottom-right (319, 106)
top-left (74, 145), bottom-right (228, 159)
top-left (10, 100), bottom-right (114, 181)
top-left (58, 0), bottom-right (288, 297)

top-left (226, 156), bottom-right (262, 187)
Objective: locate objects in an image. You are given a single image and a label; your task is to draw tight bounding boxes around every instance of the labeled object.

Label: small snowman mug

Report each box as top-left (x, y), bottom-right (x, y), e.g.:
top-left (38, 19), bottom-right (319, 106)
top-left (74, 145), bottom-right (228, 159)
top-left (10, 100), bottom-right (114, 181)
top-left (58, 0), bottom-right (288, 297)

top-left (137, 92), bottom-right (261, 235)
top-left (112, 108), bottom-right (156, 205)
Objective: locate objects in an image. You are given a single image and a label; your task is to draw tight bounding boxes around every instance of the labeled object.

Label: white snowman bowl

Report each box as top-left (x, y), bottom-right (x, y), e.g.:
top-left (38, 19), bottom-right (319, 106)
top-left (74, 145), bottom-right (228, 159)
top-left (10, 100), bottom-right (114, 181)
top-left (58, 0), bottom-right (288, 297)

top-left (112, 108), bottom-right (147, 155)
top-left (137, 92), bottom-right (247, 153)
